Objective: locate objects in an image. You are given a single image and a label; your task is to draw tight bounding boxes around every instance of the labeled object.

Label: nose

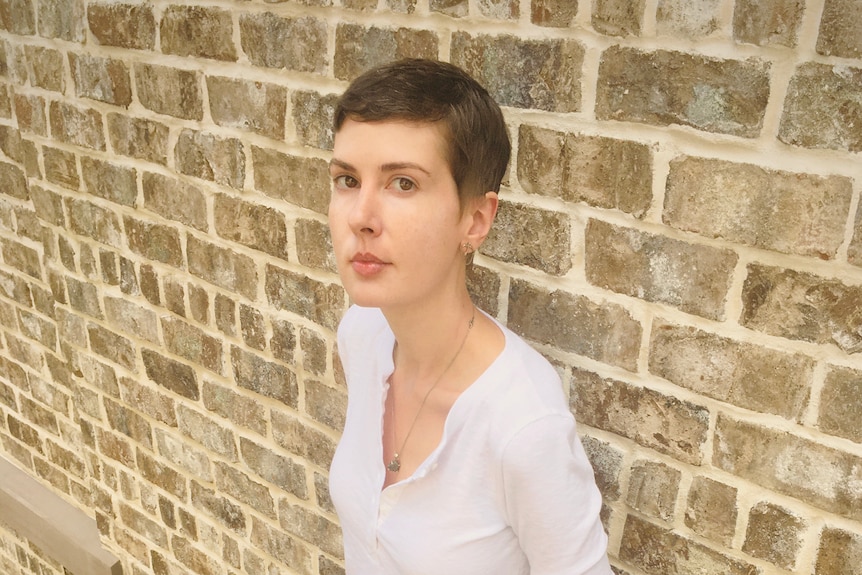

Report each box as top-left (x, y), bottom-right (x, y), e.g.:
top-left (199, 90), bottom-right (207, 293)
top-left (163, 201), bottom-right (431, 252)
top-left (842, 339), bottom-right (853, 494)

top-left (347, 184), bottom-right (381, 236)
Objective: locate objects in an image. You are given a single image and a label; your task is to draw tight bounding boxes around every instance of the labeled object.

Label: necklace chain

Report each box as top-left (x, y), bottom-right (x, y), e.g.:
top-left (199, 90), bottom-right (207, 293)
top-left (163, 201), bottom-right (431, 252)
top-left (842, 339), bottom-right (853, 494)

top-left (386, 306), bottom-right (476, 474)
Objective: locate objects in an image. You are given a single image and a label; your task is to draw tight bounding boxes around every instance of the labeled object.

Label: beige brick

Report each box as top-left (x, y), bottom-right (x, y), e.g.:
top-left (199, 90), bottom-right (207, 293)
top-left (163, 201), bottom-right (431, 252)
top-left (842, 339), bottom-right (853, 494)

top-left (301, 328), bottom-right (326, 376)
top-left (292, 90), bottom-right (336, 150)
top-left (14, 93), bottom-right (47, 136)
top-left (202, 380), bottom-right (267, 436)
top-left (190, 481), bottom-right (246, 534)
top-left (649, 320), bottom-right (813, 419)
top-left (816, 0), bottom-right (862, 58)
top-left (278, 501), bottom-right (342, 558)
top-left (714, 414), bottom-right (862, 522)
top-left (586, 220), bottom-right (736, 319)
top-left (531, 0), bottom-right (577, 27)
top-left (107, 113), bottom-right (168, 165)
top-left (272, 411), bottom-right (336, 469)
top-left (270, 318), bottom-right (296, 366)
top-left (178, 405), bottom-right (237, 461)
top-left (69, 53), bottom-right (131, 107)
top-left (305, 380), bottom-right (346, 432)
top-left (17, 308), bottom-right (57, 350)
top-left (0, 161), bottom-right (28, 200)
top-left (239, 12), bottom-right (327, 73)
top-left (508, 280), bottom-right (641, 370)
top-left (206, 76), bottom-right (286, 140)
top-left (187, 236), bottom-right (257, 299)
top-left (142, 348), bottom-right (199, 401)
top-left (581, 436), bottom-right (623, 503)
top-left (665, 156), bottom-right (852, 258)
top-left (733, 0), bottom-right (804, 47)
top-left (66, 197), bottom-right (122, 247)
top-left (252, 146), bottom-right (329, 214)
top-left (656, 0), bottom-right (721, 37)
top-left (230, 345), bottom-right (298, 408)
top-left (742, 501), bottom-right (805, 570)
top-left (240, 437), bottom-right (307, 499)
top-left (135, 63), bottom-right (202, 121)
top-left (850, 202), bottom-right (862, 268)
top-left (741, 264), bottom-right (862, 354)
top-left (161, 316), bottom-right (222, 374)
top-left (452, 32), bottom-right (582, 112)
top-left (685, 477), bottom-right (737, 546)
top-left (123, 216), bottom-right (182, 267)
top-left (484, 201), bottom-right (571, 275)
top-left (815, 527), bottom-right (862, 575)
top-left (81, 156), bottom-right (137, 207)
top-left (335, 23), bottom-right (437, 80)
top-left (626, 460), bottom-right (680, 520)
top-left (142, 172), bottom-right (207, 232)
top-left (621, 514), bottom-right (758, 574)
top-left (597, 47), bottom-right (770, 137)
top-left (36, 0), bottom-right (85, 41)
top-left (573, 368), bottom-right (709, 464)
top-left (517, 125), bottom-right (652, 216)
top-left (160, 5), bottom-right (236, 61)
top-left (592, 0), bottom-right (645, 36)
top-left (215, 462), bottom-right (274, 517)
top-left (466, 265), bottom-right (500, 317)
top-left (214, 194), bottom-right (288, 259)
top-left (119, 502), bottom-right (168, 547)
top-left (154, 428), bottom-right (211, 481)
top-left (818, 365), bottom-right (862, 443)
top-left (175, 129), bottom-right (244, 189)
top-left (0, 84), bottom-right (10, 119)
top-left (430, 0), bottom-right (467, 17)
top-left (42, 146), bottom-right (78, 190)
top-left (88, 323), bottom-right (136, 371)
top-left (250, 516), bottom-right (311, 573)
top-left (478, 0), bottom-right (518, 19)
top-left (24, 45), bottom-right (63, 92)
top-left (0, 0), bottom-right (35, 34)
top-left (265, 264), bottom-right (344, 331)
top-left (171, 534), bottom-right (221, 575)
top-left (779, 62), bottom-right (862, 153)
top-left (87, 3), bottom-right (155, 49)
top-left (295, 218), bottom-right (336, 273)
top-left (119, 376), bottom-right (176, 427)
top-left (49, 101), bottom-right (105, 150)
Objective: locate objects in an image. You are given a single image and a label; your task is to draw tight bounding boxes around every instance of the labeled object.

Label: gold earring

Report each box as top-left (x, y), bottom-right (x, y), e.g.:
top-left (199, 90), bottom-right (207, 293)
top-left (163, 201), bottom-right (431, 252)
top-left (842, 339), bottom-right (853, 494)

top-left (462, 242), bottom-right (474, 255)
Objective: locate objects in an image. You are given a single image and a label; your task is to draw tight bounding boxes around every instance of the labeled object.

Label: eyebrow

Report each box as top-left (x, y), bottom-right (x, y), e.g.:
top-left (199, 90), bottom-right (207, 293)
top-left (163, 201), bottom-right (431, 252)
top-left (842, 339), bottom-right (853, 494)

top-left (329, 158), bottom-right (432, 177)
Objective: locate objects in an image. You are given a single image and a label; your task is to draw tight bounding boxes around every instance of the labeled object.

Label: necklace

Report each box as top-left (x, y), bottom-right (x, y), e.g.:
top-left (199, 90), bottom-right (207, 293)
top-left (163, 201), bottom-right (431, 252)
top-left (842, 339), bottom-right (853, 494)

top-left (386, 306), bottom-right (476, 474)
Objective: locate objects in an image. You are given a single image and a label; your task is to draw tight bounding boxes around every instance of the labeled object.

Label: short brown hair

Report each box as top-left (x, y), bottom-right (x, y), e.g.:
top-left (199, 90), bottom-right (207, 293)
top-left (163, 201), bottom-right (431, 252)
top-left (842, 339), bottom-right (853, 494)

top-left (334, 59), bottom-right (511, 203)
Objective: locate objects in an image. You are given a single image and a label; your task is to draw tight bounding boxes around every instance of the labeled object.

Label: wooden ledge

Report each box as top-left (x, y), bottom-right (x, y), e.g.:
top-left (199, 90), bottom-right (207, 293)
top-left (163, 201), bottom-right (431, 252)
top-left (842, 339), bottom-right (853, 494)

top-left (0, 456), bottom-right (121, 575)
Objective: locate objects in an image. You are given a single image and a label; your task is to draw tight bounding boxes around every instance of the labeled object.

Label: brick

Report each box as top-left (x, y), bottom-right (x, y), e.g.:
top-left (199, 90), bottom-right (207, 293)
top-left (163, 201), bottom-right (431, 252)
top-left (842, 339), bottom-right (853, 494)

top-left (581, 435), bottom-right (623, 505)
top-left (49, 101), bottom-right (105, 150)
top-left (202, 380), bottom-right (266, 435)
top-left (119, 376), bottom-right (176, 427)
top-left (851, 203), bottom-right (862, 267)
top-left (69, 53), bottom-right (131, 107)
top-left (301, 328), bottom-right (326, 376)
top-left (231, 345), bottom-right (298, 407)
top-left (24, 46), bottom-right (64, 92)
top-left (779, 62), bottom-right (862, 153)
top-left (816, 0), bottom-right (862, 58)
top-left (239, 12), bottom-right (326, 73)
top-left (741, 264), bottom-right (862, 354)
top-left (104, 397), bottom-right (152, 448)
top-left (88, 323), bottom-right (136, 371)
top-left (265, 264), bottom-right (344, 331)
top-left (240, 438), bottom-right (307, 499)
top-left (0, 268), bottom-right (32, 305)
top-left (305, 380), bottom-right (346, 432)
top-left (272, 411), bottom-right (336, 469)
top-left (466, 265), bottom-right (500, 317)
top-left (278, 501), bottom-right (342, 557)
top-left (0, 161), bottom-right (28, 200)
top-left (175, 129), bottom-right (244, 189)
top-left (295, 219), bottom-right (336, 273)
top-left (593, 0), bottom-right (645, 36)
top-left (452, 32), bottom-right (583, 112)
top-left (172, 535), bottom-right (220, 575)
top-left (685, 477), bottom-right (737, 546)
top-left (0, 84), bottom-right (10, 118)
top-left (42, 146), bottom-right (78, 190)
top-left (239, 304), bottom-right (265, 350)
top-left (119, 503), bottom-right (168, 547)
top-left (666, 156), bottom-right (852, 259)
top-left (160, 5), bottom-right (236, 61)
top-left (214, 194), bottom-right (288, 259)
top-left (386, 0), bottom-right (414, 12)
top-left (65, 277), bottom-right (103, 320)
top-left (334, 23), bottom-right (437, 80)
top-left (107, 113), bottom-right (169, 165)
top-left (190, 481), bottom-right (245, 534)
top-left (155, 428), bottom-right (211, 481)
top-left (430, 0), bottom-right (467, 17)
top-left (508, 279), bottom-right (641, 370)
top-left (97, 428), bottom-right (134, 467)
top-left (20, 395), bottom-right (59, 434)
top-left (656, 0), bottom-right (721, 37)
top-left (15, 93), bottom-right (47, 136)
top-left (66, 197), bottom-right (122, 246)
top-left (139, 263), bottom-right (160, 305)
top-left (188, 283), bottom-right (208, 324)
top-left (178, 405), bottom-right (237, 460)
top-left (161, 316), bottom-right (222, 374)
top-left (483, 201), bottom-right (571, 275)
top-left (123, 216), bottom-right (182, 267)
top-left (621, 514), bottom-right (758, 575)
top-left (818, 366), bottom-right (862, 443)
top-left (36, 0), bottom-right (85, 41)
top-left (214, 293), bottom-right (236, 336)
top-left (8, 415), bottom-right (43, 452)
top-left (142, 348), bottom-right (199, 401)
top-left (714, 414), bottom-right (862, 522)
top-left (142, 172), bottom-right (208, 231)
top-left (206, 76), bottom-right (286, 140)
top-left (345, 0), bottom-right (377, 9)
top-left (517, 125), bottom-right (652, 216)
top-left (215, 462), bottom-right (274, 517)
top-left (478, 0), bottom-right (518, 19)
top-left (573, 368), bottom-right (709, 464)
top-left (81, 156), bottom-right (137, 207)
top-left (292, 90), bottom-right (336, 150)
top-left (587, 219), bottom-right (736, 319)
top-left (649, 320), bottom-right (813, 419)
top-left (733, 0), bottom-right (804, 47)
top-left (17, 308), bottom-right (57, 350)
top-left (252, 147), bottom-right (329, 214)
top-left (815, 527), bottom-right (862, 575)
top-left (270, 318), bottom-right (296, 365)
top-left (88, 3), bottom-right (155, 49)
top-left (135, 63), bottom-right (203, 121)
top-left (597, 47), bottom-right (770, 137)
top-left (187, 236), bottom-right (257, 299)
top-left (163, 277), bottom-right (185, 316)
top-left (742, 501), bottom-right (805, 569)
top-left (250, 516), bottom-right (311, 573)
top-left (2, 238), bottom-right (41, 279)
top-left (0, 0), bottom-right (35, 34)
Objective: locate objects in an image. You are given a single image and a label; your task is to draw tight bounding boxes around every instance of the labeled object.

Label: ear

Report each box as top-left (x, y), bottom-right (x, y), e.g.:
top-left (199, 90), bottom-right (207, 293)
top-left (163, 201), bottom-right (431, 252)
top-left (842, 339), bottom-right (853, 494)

top-left (463, 191), bottom-right (499, 250)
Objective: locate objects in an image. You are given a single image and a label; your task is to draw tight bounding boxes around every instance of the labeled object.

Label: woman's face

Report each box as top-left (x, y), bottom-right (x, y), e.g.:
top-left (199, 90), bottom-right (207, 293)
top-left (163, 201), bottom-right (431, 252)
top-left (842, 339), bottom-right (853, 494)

top-left (328, 118), bottom-right (469, 311)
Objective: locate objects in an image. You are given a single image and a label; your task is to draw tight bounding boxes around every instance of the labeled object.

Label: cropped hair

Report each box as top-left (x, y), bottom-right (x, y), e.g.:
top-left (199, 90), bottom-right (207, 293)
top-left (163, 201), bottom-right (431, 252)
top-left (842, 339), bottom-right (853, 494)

top-left (334, 58), bottom-right (511, 204)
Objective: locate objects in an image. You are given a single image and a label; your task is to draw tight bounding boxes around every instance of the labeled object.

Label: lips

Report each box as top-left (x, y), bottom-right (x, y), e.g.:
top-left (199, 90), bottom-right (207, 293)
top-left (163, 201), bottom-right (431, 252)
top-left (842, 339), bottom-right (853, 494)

top-left (350, 252), bottom-right (389, 277)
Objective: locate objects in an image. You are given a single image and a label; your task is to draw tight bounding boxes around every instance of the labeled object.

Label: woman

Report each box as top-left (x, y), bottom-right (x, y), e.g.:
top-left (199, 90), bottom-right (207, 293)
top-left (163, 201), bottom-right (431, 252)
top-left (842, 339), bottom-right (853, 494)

top-left (327, 58), bottom-right (612, 575)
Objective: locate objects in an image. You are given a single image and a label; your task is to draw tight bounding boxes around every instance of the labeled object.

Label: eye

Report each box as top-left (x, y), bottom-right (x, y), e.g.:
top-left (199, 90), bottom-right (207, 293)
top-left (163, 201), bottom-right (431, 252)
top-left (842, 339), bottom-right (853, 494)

top-left (392, 177), bottom-right (415, 192)
top-left (333, 174), bottom-right (360, 189)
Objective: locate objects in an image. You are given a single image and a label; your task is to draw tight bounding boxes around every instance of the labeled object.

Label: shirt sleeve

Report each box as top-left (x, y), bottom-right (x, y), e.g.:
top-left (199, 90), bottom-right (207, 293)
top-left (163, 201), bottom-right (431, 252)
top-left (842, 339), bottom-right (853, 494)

top-left (501, 413), bottom-right (614, 575)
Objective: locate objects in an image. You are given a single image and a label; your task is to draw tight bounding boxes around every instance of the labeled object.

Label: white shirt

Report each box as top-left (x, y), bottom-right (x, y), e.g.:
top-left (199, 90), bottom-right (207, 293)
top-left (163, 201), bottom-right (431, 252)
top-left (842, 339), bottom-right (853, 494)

top-left (330, 305), bottom-right (612, 575)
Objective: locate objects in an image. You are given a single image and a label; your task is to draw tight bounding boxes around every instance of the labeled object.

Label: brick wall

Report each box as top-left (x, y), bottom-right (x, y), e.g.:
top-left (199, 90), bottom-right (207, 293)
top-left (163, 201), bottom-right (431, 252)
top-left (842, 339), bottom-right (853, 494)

top-left (0, 0), bottom-right (860, 574)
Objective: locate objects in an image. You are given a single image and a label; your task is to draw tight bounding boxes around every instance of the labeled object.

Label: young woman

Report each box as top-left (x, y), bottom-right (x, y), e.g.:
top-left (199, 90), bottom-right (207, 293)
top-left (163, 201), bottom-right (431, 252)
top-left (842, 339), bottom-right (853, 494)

top-left (327, 58), bottom-right (612, 575)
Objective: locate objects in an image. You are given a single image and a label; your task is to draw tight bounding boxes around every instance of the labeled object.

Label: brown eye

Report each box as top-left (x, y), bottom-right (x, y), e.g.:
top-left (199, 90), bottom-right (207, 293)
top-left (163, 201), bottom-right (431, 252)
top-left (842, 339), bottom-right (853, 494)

top-left (394, 177), bottom-right (415, 191)
top-left (334, 175), bottom-right (359, 189)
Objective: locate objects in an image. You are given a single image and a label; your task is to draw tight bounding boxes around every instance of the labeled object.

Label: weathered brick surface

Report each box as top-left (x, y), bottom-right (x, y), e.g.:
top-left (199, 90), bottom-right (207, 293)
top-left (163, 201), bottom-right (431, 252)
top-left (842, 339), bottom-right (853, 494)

top-left (816, 0), bottom-right (862, 59)
top-left (87, 3), bottom-right (155, 49)
top-left (817, 365), bottom-right (862, 443)
top-left (531, 0), bottom-right (577, 27)
top-left (135, 63), bottom-right (203, 121)
top-left (656, 0), bottom-right (721, 37)
top-left (592, 0), bottom-right (645, 37)
top-left (733, 0), bottom-right (804, 47)
top-left (265, 265), bottom-right (344, 331)
top-left (187, 236), bottom-right (258, 299)
top-left (597, 47), bottom-right (770, 137)
top-left (335, 23), bottom-right (437, 80)
top-left (142, 172), bottom-right (208, 232)
top-left (160, 5), bottom-right (236, 61)
top-left (207, 76), bottom-right (286, 140)
top-left (483, 201), bottom-right (571, 275)
top-left (175, 129), bottom-right (244, 189)
top-left (252, 147), bottom-right (330, 214)
top-left (69, 53), bottom-right (131, 107)
top-left (815, 527), bottom-right (862, 575)
top-left (664, 156), bottom-right (852, 259)
top-left (742, 501), bottom-right (805, 569)
top-left (107, 113), bottom-right (169, 165)
top-left (685, 477), bottom-right (738, 546)
top-left (240, 12), bottom-right (327, 73)
top-left (214, 194), bottom-right (288, 259)
top-left (49, 101), bottom-right (105, 150)
top-left (25, 46), bottom-right (64, 92)
top-left (625, 460), bottom-right (680, 520)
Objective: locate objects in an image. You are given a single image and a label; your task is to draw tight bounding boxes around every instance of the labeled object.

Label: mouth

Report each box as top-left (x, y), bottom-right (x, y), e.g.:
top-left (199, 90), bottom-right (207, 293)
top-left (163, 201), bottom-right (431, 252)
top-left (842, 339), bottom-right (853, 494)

top-left (350, 252), bottom-right (389, 276)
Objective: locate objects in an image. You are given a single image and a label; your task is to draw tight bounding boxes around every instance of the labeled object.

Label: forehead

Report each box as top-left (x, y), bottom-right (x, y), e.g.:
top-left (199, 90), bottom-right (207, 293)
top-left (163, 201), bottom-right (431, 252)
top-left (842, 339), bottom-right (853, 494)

top-left (332, 119), bottom-right (450, 170)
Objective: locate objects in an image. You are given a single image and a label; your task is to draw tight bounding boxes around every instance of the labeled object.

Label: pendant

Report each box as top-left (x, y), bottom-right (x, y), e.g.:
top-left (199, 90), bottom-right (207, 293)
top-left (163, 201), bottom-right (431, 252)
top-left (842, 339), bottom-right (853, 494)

top-left (387, 455), bottom-right (401, 472)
